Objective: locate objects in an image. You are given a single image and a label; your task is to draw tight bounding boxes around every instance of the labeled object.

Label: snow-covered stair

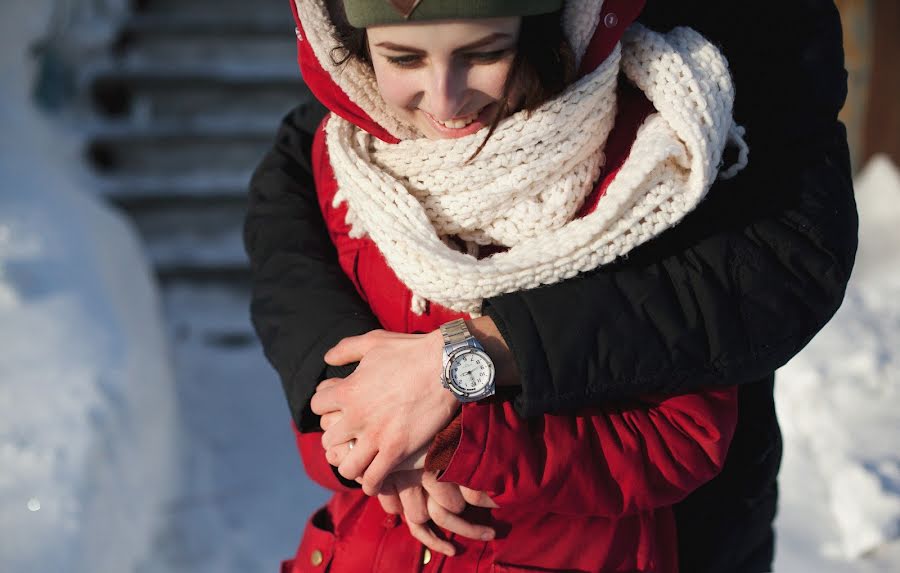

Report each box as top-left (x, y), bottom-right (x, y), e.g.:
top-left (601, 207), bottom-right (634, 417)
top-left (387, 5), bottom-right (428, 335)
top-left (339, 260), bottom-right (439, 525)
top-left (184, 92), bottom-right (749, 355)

top-left (80, 0), bottom-right (323, 279)
top-left (60, 3), bottom-right (332, 571)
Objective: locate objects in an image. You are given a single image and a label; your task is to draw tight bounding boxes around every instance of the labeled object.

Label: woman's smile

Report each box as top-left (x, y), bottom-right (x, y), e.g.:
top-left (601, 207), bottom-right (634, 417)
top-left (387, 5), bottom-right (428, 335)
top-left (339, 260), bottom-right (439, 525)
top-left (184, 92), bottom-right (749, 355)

top-left (419, 103), bottom-right (497, 138)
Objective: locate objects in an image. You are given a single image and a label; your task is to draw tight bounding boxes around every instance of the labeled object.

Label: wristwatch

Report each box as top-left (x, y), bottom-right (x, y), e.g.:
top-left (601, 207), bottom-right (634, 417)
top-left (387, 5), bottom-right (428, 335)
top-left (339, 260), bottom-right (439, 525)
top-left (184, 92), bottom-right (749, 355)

top-left (440, 318), bottom-right (496, 402)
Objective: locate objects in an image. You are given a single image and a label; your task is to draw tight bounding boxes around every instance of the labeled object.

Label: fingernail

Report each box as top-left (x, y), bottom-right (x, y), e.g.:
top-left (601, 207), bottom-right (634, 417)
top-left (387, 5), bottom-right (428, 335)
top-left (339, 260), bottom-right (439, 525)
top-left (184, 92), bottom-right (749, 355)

top-left (481, 530), bottom-right (494, 541)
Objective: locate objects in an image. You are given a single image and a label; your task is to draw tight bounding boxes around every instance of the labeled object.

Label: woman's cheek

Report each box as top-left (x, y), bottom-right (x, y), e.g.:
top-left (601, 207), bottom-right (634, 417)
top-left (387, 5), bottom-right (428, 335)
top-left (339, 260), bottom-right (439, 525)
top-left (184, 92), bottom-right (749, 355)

top-left (372, 64), bottom-right (420, 110)
top-left (472, 60), bottom-right (514, 100)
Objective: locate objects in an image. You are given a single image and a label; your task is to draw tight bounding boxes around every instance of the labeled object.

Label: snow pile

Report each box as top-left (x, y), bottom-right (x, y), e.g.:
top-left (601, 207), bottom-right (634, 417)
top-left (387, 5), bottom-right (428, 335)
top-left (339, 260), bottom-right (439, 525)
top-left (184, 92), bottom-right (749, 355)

top-left (776, 155), bottom-right (900, 564)
top-left (0, 1), bottom-right (177, 571)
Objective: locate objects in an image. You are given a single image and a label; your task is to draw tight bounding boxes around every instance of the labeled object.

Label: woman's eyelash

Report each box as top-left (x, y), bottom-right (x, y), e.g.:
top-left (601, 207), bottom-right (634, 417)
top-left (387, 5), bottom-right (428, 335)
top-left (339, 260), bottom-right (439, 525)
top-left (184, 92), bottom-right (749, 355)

top-left (386, 54), bottom-right (422, 67)
top-left (385, 49), bottom-right (512, 67)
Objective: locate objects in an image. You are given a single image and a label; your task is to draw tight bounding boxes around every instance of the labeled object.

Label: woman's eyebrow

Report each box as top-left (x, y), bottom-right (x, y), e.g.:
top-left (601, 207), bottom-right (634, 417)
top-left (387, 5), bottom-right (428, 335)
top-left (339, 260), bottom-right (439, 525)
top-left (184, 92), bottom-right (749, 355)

top-left (374, 32), bottom-right (512, 53)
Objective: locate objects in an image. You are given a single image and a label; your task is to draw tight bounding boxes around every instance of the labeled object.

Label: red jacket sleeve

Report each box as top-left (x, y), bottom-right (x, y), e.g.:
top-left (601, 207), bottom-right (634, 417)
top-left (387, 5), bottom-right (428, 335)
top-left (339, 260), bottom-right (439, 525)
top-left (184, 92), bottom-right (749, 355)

top-left (439, 386), bottom-right (737, 517)
top-left (292, 422), bottom-right (360, 493)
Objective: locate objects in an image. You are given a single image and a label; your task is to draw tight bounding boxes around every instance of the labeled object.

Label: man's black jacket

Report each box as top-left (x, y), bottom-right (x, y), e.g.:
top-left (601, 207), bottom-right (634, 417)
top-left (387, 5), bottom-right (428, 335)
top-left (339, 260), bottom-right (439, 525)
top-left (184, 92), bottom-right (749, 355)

top-left (244, 1), bottom-right (857, 571)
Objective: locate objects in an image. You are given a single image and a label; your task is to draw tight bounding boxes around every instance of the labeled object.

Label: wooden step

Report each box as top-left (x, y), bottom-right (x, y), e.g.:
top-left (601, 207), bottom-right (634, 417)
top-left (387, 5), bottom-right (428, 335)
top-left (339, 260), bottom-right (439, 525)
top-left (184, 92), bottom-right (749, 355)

top-left (96, 172), bottom-right (252, 204)
top-left (111, 15), bottom-right (297, 71)
top-left (85, 123), bottom-right (277, 178)
top-left (125, 199), bottom-right (250, 272)
top-left (133, 0), bottom-right (287, 20)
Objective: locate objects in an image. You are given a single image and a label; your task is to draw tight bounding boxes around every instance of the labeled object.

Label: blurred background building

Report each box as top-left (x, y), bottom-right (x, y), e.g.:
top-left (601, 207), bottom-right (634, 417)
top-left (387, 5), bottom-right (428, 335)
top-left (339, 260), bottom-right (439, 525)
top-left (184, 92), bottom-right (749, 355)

top-left (835, 0), bottom-right (899, 170)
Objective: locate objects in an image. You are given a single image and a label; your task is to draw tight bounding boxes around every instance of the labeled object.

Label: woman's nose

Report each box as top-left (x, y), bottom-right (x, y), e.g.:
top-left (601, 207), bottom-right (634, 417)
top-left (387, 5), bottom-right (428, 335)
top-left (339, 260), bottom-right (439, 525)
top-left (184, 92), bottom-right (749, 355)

top-left (425, 64), bottom-right (467, 120)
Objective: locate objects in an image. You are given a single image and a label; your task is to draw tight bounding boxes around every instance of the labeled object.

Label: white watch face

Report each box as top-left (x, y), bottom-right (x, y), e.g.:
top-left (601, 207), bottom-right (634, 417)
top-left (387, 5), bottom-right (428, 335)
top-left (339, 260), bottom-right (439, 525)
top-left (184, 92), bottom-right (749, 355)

top-left (450, 349), bottom-right (493, 394)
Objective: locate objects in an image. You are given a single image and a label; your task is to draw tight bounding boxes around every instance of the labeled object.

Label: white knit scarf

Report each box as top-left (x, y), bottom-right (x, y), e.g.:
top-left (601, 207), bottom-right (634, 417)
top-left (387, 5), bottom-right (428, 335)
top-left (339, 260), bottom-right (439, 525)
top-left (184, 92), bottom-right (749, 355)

top-left (298, 1), bottom-right (749, 315)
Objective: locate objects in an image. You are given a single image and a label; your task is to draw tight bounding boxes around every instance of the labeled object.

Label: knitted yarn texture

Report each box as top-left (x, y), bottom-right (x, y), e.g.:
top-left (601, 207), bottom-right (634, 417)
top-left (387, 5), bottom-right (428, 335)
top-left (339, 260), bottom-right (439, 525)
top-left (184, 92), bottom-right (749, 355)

top-left (325, 24), bottom-right (748, 315)
top-left (350, 41), bottom-right (620, 249)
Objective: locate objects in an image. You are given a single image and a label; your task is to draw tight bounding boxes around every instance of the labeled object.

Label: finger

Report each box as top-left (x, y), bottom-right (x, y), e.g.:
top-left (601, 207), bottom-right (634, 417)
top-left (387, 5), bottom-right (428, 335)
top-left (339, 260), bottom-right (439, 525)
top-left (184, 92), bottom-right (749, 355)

top-left (319, 411), bottom-right (342, 432)
top-left (324, 440), bottom-right (354, 467)
top-left (460, 486), bottom-right (499, 509)
top-left (361, 449), bottom-right (404, 496)
top-left (391, 469), bottom-right (424, 488)
top-left (422, 473), bottom-right (466, 514)
top-left (427, 495), bottom-right (495, 541)
top-left (315, 377), bottom-right (341, 393)
top-left (378, 492), bottom-right (403, 515)
top-left (320, 419), bottom-right (356, 450)
top-left (337, 442), bottom-right (377, 482)
top-left (309, 384), bottom-right (342, 416)
top-left (324, 331), bottom-right (379, 366)
top-left (377, 479), bottom-right (402, 514)
top-left (398, 484), bottom-right (429, 525)
top-left (407, 520), bottom-right (456, 558)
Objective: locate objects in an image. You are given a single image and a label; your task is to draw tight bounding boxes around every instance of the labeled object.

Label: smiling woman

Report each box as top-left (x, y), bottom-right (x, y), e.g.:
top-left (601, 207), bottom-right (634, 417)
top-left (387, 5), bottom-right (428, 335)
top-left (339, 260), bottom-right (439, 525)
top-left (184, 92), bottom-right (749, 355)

top-left (247, 0), bottom-right (856, 572)
top-left (266, 0), bottom-right (749, 571)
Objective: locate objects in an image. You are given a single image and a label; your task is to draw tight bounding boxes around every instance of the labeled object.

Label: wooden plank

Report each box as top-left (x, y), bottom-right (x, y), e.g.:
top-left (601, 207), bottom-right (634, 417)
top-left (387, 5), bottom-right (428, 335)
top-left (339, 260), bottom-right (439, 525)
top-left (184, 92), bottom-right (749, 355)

top-left (835, 0), bottom-right (873, 171)
top-left (862, 0), bottom-right (900, 166)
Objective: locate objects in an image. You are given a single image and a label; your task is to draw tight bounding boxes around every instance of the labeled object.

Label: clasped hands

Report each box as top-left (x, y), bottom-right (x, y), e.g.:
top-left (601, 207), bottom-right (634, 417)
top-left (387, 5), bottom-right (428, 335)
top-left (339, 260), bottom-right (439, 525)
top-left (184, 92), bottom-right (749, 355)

top-left (310, 329), bottom-right (497, 557)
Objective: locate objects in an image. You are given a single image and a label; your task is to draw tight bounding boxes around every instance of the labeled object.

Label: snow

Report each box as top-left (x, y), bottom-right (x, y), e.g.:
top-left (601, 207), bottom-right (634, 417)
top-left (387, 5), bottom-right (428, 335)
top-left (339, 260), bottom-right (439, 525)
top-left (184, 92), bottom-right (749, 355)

top-left (135, 283), bottom-right (328, 573)
top-left (2, 0), bottom-right (900, 570)
top-left (0, 1), bottom-right (175, 571)
top-left (774, 155), bottom-right (900, 572)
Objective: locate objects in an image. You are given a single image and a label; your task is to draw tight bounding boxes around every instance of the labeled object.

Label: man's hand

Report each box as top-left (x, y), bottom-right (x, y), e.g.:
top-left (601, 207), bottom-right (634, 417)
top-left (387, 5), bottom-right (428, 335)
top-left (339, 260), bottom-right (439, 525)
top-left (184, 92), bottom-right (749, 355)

top-left (311, 329), bottom-right (460, 495)
top-left (322, 415), bottom-right (429, 472)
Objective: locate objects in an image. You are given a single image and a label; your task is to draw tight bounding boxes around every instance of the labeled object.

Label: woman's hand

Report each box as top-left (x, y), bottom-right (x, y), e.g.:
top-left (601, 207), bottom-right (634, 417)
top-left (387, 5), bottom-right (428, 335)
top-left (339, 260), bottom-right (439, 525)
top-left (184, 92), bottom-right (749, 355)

top-left (324, 430), bottom-right (501, 557)
top-left (376, 470), bottom-right (497, 558)
top-left (311, 329), bottom-right (460, 495)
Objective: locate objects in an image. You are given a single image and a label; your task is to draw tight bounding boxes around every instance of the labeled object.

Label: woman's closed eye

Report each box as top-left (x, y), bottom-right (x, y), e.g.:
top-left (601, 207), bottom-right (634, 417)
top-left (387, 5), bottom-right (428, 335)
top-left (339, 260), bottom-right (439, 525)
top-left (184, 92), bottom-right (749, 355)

top-left (463, 49), bottom-right (513, 63)
top-left (385, 49), bottom-right (513, 69)
top-left (385, 54), bottom-right (423, 68)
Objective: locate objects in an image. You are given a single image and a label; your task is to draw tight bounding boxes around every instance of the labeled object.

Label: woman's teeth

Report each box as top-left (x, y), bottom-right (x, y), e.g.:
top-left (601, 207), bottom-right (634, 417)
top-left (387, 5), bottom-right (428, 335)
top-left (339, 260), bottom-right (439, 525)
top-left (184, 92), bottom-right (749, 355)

top-left (436, 113), bottom-right (478, 129)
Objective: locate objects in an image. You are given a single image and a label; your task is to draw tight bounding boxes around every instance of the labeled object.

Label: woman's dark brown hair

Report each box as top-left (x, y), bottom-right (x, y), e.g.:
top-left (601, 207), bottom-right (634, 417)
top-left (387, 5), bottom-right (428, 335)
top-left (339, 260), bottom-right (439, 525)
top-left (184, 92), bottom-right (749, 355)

top-left (327, 6), bottom-right (576, 157)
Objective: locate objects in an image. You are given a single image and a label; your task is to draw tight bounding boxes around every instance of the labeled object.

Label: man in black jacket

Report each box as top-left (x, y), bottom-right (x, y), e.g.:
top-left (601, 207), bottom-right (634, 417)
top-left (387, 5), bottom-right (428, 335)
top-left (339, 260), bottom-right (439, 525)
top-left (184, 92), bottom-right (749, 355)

top-left (244, 1), bottom-right (856, 571)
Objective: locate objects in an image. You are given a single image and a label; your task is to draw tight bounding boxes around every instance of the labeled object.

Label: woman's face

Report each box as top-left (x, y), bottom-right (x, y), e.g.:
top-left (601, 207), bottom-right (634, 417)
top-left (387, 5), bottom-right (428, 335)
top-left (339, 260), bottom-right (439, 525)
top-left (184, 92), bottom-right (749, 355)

top-left (366, 17), bottom-right (521, 139)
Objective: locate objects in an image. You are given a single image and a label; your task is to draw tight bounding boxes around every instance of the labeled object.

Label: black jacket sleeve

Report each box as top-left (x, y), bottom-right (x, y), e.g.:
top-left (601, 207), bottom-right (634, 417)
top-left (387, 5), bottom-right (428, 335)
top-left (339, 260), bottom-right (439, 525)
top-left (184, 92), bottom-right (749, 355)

top-left (244, 114), bottom-right (380, 431)
top-left (489, 0), bottom-right (857, 415)
top-left (245, 0), bottom-right (857, 426)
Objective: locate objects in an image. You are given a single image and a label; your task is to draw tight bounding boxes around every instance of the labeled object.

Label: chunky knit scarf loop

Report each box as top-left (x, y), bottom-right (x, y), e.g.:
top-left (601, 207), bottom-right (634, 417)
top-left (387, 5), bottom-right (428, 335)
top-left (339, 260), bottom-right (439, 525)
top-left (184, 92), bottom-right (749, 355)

top-left (324, 22), bottom-right (748, 315)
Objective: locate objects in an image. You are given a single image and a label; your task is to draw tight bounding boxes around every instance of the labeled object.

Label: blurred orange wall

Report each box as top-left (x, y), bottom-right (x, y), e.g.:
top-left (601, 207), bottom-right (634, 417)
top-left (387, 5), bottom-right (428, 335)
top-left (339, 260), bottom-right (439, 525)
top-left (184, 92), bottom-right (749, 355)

top-left (835, 0), bottom-right (899, 170)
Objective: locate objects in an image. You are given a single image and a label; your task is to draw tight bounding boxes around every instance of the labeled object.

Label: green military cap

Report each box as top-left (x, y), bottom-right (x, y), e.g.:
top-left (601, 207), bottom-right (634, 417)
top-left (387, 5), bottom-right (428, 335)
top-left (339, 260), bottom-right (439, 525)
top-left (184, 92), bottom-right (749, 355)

top-left (343, 0), bottom-right (564, 27)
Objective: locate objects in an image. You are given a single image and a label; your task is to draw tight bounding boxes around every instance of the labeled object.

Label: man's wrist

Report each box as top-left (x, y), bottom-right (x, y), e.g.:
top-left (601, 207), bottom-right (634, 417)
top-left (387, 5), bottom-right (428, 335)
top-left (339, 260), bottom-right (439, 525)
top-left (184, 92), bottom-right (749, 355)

top-left (466, 317), bottom-right (520, 387)
top-left (429, 329), bottom-right (464, 409)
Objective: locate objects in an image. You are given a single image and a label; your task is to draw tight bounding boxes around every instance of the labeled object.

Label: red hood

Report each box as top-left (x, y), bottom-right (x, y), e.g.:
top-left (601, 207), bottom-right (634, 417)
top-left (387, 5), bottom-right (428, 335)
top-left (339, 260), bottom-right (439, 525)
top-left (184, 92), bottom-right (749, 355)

top-left (290, 0), bottom-right (644, 143)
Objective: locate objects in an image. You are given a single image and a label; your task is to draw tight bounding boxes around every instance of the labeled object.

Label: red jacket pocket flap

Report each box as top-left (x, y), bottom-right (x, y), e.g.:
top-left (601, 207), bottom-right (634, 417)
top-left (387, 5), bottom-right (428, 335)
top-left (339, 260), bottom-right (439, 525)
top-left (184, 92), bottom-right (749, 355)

top-left (287, 506), bottom-right (336, 572)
